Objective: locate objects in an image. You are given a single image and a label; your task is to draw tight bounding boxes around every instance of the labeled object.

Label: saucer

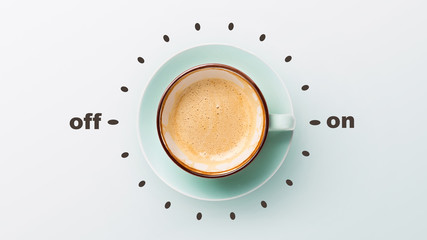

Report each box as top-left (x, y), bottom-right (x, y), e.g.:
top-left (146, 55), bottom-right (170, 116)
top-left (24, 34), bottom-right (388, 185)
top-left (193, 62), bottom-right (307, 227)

top-left (138, 44), bottom-right (294, 201)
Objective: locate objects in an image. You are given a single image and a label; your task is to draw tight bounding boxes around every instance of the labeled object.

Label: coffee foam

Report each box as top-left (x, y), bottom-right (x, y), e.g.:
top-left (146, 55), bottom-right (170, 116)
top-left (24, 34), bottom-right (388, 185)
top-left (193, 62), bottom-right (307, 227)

top-left (161, 68), bottom-right (265, 174)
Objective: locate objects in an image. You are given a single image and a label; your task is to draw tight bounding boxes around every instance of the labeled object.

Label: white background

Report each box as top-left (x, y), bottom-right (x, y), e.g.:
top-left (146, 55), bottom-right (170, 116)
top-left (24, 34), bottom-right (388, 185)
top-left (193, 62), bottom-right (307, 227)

top-left (1, 0), bottom-right (426, 239)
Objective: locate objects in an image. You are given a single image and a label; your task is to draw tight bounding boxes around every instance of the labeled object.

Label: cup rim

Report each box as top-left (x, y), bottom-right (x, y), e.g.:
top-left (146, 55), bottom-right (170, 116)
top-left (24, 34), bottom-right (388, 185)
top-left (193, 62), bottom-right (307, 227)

top-left (156, 63), bottom-right (269, 178)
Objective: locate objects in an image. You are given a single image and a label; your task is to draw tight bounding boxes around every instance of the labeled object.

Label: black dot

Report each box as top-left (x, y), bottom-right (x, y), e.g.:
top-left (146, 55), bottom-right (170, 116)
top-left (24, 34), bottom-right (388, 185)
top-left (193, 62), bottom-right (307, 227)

top-left (228, 22), bottom-right (234, 31)
top-left (285, 56), bottom-right (292, 62)
top-left (302, 151), bottom-right (310, 157)
top-left (230, 212), bottom-right (236, 220)
top-left (196, 212), bottom-right (202, 220)
top-left (163, 35), bottom-right (170, 42)
top-left (138, 180), bottom-right (145, 187)
top-left (137, 57), bottom-right (144, 64)
top-left (261, 201), bottom-right (267, 208)
top-left (286, 179), bottom-right (293, 186)
top-left (301, 85), bottom-right (309, 91)
top-left (165, 201), bottom-right (171, 209)
top-left (108, 119), bottom-right (119, 125)
top-left (195, 23), bottom-right (201, 31)
top-left (259, 34), bottom-right (266, 41)
top-left (121, 86), bottom-right (128, 92)
top-left (121, 152), bottom-right (129, 158)
top-left (310, 120), bottom-right (321, 126)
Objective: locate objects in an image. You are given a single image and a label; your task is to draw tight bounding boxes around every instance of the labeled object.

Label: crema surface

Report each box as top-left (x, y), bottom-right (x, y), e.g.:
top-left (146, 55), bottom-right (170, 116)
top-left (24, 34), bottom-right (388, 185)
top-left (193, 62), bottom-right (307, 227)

top-left (163, 75), bottom-right (265, 174)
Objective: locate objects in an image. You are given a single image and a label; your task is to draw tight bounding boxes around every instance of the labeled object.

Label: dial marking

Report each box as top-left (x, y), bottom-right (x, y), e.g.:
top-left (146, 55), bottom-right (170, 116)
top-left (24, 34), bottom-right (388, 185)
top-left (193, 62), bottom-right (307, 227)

top-left (163, 35), bottom-right (170, 42)
top-left (310, 120), bottom-right (321, 126)
top-left (121, 86), bottom-right (128, 92)
top-left (108, 119), bottom-right (119, 125)
top-left (261, 201), bottom-right (267, 208)
top-left (228, 22), bottom-right (234, 31)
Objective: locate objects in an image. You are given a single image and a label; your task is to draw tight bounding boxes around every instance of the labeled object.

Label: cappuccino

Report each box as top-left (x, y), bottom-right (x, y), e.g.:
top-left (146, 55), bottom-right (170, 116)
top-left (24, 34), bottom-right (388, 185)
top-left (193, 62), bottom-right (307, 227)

top-left (160, 68), bottom-right (266, 174)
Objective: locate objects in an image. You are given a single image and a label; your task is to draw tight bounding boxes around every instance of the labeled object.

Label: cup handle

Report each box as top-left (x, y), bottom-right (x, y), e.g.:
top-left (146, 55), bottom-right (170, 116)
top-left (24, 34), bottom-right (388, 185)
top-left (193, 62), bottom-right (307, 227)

top-left (269, 114), bottom-right (296, 131)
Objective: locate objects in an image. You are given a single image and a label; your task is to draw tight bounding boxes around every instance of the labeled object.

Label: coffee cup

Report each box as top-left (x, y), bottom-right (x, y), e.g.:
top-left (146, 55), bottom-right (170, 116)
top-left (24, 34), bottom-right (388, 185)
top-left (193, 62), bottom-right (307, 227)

top-left (157, 63), bottom-right (295, 178)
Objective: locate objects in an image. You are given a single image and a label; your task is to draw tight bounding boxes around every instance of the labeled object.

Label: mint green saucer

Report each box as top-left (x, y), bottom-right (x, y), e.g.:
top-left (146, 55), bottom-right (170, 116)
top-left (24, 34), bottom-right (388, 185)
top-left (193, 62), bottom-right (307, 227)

top-left (138, 44), bottom-right (294, 201)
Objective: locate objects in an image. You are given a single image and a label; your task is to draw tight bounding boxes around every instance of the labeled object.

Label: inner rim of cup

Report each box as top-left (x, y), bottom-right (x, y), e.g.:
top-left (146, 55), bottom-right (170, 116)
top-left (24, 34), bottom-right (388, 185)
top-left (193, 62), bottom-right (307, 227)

top-left (156, 64), bottom-right (269, 178)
